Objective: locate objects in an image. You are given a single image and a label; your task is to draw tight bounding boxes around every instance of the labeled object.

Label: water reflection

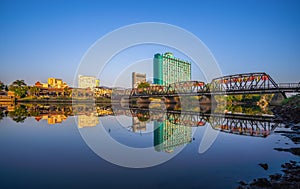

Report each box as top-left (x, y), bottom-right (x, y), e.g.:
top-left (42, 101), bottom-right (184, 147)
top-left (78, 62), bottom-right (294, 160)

top-left (0, 103), bottom-right (295, 188)
top-left (154, 119), bottom-right (192, 153)
top-left (0, 103), bottom-right (280, 138)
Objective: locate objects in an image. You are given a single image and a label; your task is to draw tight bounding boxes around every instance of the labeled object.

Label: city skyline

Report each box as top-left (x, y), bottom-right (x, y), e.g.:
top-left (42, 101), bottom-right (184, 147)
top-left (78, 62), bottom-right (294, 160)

top-left (1, 1), bottom-right (300, 86)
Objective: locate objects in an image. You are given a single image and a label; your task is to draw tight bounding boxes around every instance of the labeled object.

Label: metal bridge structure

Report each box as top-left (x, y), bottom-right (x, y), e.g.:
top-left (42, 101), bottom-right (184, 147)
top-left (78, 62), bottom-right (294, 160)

top-left (127, 72), bottom-right (299, 98)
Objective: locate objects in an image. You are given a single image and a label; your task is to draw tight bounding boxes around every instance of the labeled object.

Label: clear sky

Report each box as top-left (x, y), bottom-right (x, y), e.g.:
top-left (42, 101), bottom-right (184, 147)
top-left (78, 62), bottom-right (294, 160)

top-left (1, 0), bottom-right (300, 87)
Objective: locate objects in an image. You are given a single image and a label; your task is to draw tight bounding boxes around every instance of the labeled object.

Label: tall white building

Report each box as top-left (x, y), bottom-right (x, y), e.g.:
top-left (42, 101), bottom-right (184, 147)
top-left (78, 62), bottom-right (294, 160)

top-left (78, 75), bottom-right (100, 89)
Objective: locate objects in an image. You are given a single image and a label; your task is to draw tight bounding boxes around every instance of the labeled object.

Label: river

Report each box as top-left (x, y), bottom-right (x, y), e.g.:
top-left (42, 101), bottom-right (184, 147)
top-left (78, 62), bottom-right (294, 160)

top-left (0, 103), bottom-right (298, 189)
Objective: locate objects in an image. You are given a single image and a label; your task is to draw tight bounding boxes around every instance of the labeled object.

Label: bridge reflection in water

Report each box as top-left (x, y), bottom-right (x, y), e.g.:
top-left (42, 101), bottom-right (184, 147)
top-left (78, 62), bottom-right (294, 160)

top-left (1, 103), bottom-right (282, 152)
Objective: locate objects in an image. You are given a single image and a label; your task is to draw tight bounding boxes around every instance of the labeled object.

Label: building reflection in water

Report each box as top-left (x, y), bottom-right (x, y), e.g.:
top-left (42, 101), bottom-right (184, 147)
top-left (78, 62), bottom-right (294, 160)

top-left (1, 103), bottom-right (279, 143)
top-left (154, 120), bottom-right (192, 153)
top-left (35, 114), bottom-right (68, 125)
top-left (132, 117), bottom-right (147, 132)
top-left (77, 115), bottom-right (99, 128)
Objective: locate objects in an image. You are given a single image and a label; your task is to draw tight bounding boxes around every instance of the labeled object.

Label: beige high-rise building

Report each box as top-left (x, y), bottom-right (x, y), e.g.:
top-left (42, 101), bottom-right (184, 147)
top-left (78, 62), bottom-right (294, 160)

top-left (132, 72), bottom-right (146, 88)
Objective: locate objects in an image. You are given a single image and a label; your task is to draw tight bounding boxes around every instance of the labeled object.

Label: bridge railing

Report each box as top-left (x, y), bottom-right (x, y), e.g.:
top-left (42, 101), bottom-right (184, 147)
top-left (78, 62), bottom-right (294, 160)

top-left (278, 83), bottom-right (300, 89)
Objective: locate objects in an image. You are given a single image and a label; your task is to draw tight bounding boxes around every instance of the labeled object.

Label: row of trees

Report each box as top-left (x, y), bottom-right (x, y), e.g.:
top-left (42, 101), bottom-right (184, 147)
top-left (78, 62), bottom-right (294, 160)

top-left (214, 94), bottom-right (269, 104)
top-left (0, 80), bottom-right (72, 98)
top-left (1, 80), bottom-right (28, 97)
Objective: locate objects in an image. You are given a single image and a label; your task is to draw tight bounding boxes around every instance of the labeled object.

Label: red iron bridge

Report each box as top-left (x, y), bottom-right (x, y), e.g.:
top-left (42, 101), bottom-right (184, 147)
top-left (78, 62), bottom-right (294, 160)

top-left (113, 72), bottom-right (299, 98)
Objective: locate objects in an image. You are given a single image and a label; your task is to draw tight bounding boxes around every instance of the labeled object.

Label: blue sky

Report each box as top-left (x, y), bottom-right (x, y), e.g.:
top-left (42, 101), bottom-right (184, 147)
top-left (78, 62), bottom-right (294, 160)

top-left (1, 0), bottom-right (300, 87)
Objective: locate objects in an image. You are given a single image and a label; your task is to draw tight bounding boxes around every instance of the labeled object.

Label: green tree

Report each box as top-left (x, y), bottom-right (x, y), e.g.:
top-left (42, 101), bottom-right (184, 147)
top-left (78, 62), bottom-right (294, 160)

top-left (233, 106), bottom-right (243, 113)
top-left (138, 82), bottom-right (150, 89)
top-left (0, 81), bottom-right (4, 90)
top-left (233, 95), bottom-right (243, 101)
top-left (63, 87), bottom-right (72, 97)
top-left (0, 109), bottom-right (6, 121)
top-left (11, 86), bottom-right (28, 98)
top-left (11, 80), bottom-right (27, 87)
top-left (8, 105), bottom-right (28, 123)
top-left (9, 80), bottom-right (28, 98)
top-left (29, 86), bottom-right (40, 97)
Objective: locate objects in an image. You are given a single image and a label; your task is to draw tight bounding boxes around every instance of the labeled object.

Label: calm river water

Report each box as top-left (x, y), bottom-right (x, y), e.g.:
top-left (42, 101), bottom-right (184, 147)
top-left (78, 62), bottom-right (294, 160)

top-left (0, 103), bottom-right (298, 189)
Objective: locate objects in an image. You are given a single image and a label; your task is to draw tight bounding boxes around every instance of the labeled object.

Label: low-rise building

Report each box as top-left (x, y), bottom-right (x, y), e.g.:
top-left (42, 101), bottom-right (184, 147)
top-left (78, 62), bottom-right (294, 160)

top-left (48, 78), bottom-right (68, 88)
top-left (93, 87), bottom-right (112, 98)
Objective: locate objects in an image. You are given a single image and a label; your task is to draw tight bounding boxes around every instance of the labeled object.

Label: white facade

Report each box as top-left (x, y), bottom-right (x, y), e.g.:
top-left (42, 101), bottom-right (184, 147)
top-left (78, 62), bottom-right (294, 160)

top-left (132, 72), bottom-right (146, 88)
top-left (78, 75), bottom-right (99, 89)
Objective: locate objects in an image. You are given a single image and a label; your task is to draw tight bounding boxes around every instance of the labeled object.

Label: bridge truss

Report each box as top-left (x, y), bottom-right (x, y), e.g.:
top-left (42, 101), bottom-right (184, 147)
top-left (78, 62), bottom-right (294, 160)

top-left (127, 72), bottom-right (299, 97)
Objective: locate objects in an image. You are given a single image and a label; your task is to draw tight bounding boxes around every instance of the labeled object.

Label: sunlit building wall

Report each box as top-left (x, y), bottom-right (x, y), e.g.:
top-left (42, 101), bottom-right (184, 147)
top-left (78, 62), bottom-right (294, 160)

top-left (78, 75), bottom-right (99, 89)
top-left (47, 78), bottom-right (68, 88)
top-left (93, 87), bottom-right (112, 98)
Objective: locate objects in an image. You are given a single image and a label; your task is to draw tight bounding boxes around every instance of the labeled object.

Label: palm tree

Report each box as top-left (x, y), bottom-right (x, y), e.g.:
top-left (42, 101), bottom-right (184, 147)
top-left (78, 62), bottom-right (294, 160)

top-left (12, 80), bottom-right (27, 87)
top-left (9, 80), bottom-right (28, 98)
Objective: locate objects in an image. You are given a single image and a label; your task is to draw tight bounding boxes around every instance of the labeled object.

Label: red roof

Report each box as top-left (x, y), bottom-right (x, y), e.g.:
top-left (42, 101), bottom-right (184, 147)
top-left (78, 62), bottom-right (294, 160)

top-left (35, 81), bottom-right (42, 87)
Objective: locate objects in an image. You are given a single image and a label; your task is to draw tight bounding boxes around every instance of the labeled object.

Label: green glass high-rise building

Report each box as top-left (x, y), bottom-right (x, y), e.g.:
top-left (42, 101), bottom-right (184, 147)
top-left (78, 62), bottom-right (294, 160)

top-left (153, 52), bottom-right (191, 86)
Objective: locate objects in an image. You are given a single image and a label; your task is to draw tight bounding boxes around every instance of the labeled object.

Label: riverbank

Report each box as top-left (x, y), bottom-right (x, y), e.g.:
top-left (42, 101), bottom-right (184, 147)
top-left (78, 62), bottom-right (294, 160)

top-left (272, 94), bottom-right (300, 124)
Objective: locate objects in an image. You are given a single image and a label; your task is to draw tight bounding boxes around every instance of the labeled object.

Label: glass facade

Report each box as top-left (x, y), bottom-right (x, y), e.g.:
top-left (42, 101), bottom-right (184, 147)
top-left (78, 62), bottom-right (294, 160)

top-left (153, 52), bottom-right (191, 86)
